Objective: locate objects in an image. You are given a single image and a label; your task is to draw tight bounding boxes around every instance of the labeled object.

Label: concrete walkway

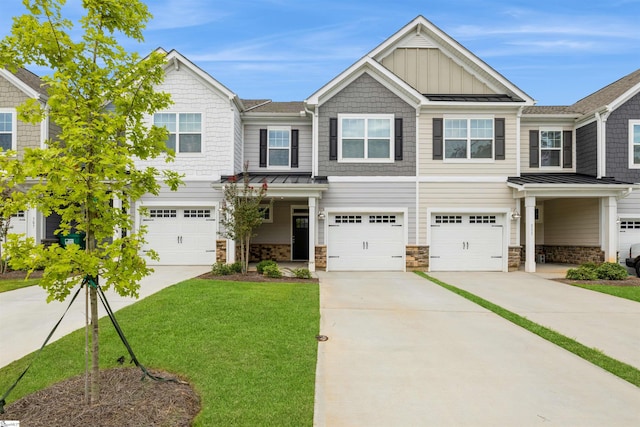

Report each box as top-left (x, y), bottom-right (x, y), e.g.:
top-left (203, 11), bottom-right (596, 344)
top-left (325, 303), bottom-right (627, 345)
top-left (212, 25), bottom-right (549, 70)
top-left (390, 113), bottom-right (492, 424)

top-left (314, 272), bottom-right (640, 426)
top-left (0, 265), bottom-right (210, 368)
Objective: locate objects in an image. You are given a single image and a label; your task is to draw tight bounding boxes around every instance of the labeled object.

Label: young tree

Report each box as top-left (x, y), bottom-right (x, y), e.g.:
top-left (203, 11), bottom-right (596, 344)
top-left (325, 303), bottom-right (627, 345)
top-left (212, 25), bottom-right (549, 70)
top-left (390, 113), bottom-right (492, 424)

top-left (0, 0), bottom-right (181, 403)
top-left (0, 173), bottom-right (25, 274)
top-left (219, 165), bottom-right (270, 274)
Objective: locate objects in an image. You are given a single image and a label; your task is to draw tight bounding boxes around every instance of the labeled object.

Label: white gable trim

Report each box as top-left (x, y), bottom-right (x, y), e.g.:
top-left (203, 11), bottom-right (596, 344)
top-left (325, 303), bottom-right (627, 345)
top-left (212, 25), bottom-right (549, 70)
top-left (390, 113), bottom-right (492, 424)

top-left (0, 68), bottom-right (44, 101)
top-left (305, 57), bottom-right (424, 108)
top-left (607, 81), bottom-right (640, 113)
top-left (369, 16), bottom-right (534, 104)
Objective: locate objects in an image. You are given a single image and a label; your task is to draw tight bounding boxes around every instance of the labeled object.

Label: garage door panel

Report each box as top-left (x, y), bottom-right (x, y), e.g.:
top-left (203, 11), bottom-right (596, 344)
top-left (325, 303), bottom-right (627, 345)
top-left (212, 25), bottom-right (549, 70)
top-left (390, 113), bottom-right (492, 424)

top-left (619, 220), bottom-right (640, 265)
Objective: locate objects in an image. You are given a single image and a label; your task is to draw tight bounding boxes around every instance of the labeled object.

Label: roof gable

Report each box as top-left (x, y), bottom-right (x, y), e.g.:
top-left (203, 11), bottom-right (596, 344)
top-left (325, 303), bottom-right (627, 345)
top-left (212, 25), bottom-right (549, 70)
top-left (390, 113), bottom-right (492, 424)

top-left (0, 67), bottom-right (47, 100)
top-left (571, 68), bottom-right (640, 115)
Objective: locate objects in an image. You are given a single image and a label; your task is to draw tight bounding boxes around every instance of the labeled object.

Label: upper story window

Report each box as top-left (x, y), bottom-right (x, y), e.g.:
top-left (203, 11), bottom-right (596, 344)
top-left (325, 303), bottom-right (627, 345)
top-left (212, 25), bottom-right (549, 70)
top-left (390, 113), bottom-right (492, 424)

top-left (268, 127), bottom-right (290, 167)
top-left (444, 118), bottom-right (493, 160)
top-left (338, 114), bottom-right (394, 162)
top-left (540, 130), bottom-right (562, 167)
top-left (630, 120), bottom-right (640, 168)
top-left (154, 113), bottom-right (202, 153)
top-left (0, 111), bottom-right (16, 151)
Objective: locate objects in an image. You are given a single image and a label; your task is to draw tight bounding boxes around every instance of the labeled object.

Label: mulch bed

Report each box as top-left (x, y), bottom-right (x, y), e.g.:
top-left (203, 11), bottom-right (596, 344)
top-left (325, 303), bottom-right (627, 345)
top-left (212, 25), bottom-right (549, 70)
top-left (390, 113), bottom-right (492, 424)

top-left (0, 269), bottom-right (44, 280)
top-left (196, 270), bottom-right (319, 283)
top-left (554, 277), bottom-right (640, 287)
top-left (1, 367), bottom-right (200, 427)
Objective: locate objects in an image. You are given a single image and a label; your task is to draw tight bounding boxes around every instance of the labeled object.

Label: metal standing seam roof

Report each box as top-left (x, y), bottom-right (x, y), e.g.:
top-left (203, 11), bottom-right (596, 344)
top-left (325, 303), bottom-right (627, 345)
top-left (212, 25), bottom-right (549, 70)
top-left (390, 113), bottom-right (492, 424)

top-left (219, 173), bottom-right (328, 185)
top-left (507, 173), bottom-right (634, 186)
top-left (423, 94), bottom-right (524, 102)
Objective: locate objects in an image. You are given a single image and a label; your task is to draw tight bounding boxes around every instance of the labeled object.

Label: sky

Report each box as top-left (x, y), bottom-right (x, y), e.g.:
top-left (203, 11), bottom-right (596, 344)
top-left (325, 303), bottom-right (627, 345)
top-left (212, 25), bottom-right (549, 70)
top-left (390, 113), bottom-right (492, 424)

top-left (2, 0), bottom-right (640, 106)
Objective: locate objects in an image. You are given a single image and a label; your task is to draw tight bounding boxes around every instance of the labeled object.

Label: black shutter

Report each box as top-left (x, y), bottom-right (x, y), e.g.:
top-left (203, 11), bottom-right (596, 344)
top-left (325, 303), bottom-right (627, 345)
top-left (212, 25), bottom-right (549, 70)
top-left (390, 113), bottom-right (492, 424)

top-left (291, 129), bottom-right (299, 168)
top-left (259, 129), bottom-right (267, 167)
top-left (329, 118), bottom-right (338, 160)
top-left (494, 118), bottom-right (505, 160)
top-left (563, 130), bottom-right (572, 168)
top-left (433, 118), bottom-right (443, 160)
top-left (529, 130), bottom-right (539, 168)
top-left (394, 118), bottom-right (403, 161)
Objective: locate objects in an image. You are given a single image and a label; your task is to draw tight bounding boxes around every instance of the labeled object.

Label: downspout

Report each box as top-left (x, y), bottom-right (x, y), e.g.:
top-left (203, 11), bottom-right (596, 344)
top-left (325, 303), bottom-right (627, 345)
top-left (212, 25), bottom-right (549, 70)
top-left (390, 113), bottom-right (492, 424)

top-left (596, 111), bottom-right (602, 178)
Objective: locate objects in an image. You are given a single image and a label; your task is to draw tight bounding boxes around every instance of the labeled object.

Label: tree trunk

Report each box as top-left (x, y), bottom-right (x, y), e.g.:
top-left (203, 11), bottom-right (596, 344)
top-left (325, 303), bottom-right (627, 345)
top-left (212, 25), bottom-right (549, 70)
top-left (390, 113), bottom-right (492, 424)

top-left (90, 282), bottom-right (99, 404)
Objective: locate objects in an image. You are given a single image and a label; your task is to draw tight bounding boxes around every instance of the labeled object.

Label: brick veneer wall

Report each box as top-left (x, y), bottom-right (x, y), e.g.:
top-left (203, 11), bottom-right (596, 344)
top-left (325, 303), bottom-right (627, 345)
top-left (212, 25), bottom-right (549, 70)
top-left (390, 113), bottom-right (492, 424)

top-left (248, 243), bottom-right (291, 262)
top-left (315, 245), bottom-right (327, 270)
top-left (216, 240), bottom-right (226, 263)
top-left (540, 245), bottom-right (604, 264)
top-left (406, 245), bottom-right (429, 270)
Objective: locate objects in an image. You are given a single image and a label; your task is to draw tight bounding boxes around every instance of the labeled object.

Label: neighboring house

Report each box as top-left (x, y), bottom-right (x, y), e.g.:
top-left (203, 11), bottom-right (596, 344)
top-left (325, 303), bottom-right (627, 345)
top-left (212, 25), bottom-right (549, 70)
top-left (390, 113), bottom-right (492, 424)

top-left (6, 16), bottom-right (640, 273)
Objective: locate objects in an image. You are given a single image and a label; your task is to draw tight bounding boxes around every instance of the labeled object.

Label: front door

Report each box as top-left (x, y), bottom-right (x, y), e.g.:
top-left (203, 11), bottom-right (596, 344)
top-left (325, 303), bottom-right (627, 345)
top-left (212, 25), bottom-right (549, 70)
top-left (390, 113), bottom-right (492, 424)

top-left (292, 215), bottom-right (309, 260)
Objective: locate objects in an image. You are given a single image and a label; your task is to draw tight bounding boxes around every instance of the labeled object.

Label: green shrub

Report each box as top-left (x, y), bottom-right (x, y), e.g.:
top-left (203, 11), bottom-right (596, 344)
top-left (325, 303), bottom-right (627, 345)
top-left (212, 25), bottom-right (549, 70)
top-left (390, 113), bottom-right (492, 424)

top-left (595, 262), bottom-right (628, 280)
top-left (292, 268), bottom-right (312, 279)
top-left (212, 262), bottom-right (235, 276)
top-left (566, 267), bottom-right (598, 280)
top-left (229, 261), bottom-right (243, 274)
top-left (256, 260), bottom-right (277, 274)
top-left (263, 264), bottom-right (282, 278)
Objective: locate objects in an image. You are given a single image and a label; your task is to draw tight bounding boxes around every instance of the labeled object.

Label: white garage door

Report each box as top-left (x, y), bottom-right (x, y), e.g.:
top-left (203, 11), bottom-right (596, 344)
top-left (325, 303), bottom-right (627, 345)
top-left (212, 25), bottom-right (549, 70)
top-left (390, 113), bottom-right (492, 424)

top-left (0, 211), bottom-right (27, 252)
top-left (141, 207), bottom-right (217, 265)
top-left (327, 212), bottom-right (405, 271)
top-left (430, 214), bottom-right (504, 271)
top-left (619, 219), bottom-right (640, 265)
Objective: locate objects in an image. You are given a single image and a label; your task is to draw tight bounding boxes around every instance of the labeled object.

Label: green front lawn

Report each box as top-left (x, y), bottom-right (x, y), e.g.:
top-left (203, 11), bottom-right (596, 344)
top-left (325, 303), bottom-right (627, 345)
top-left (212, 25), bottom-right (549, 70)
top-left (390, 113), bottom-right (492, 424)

top-left (0, 278), bottom-right (39, 293)
top-left (0, 279), bottom-right (320, 426)
top-left (569, 283), bottom-right (640, 303)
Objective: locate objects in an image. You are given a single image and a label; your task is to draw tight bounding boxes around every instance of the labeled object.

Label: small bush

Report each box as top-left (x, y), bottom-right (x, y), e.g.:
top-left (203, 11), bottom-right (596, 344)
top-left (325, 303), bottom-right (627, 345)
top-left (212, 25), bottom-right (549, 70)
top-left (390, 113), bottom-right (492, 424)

top-left (256, 260), bottom-right (277, 274)
top-left (566, 267), bottom-right (598, 280)
top-left (292, 268), bottom-right (312, 279)
top-left (211, 262), bottom-right (236, 276)
top-left (263, 264), bottom-right (282, 278)
top-left (595, 262), bottom-right (628, 280)
top-left (229, 261), bottom-right (243, 273)
top-left (580, 262), bottom-right (599, 271)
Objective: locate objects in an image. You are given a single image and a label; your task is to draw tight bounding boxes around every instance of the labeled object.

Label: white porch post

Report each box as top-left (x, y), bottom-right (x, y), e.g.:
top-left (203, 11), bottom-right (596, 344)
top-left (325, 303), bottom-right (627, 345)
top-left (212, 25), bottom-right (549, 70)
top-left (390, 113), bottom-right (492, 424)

top-left (604, 196), bottom-right (618, 262)
top-left (525, 196), bottom-right (536, 272)
top-left (112, 196), bottom-right (122, 241)
top-left (308, 197), bottom-right (317, 272)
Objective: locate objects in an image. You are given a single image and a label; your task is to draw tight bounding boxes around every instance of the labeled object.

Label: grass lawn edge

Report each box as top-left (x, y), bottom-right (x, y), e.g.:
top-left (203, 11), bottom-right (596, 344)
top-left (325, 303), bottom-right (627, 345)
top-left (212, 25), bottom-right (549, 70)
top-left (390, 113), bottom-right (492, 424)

top-left (415, 272), bottom-right (640, 388)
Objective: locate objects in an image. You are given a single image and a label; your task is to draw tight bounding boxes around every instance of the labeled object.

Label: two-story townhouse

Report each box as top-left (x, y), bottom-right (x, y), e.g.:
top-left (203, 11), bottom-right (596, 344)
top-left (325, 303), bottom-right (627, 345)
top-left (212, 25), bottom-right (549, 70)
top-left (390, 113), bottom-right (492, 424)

top-left (0, 67), bottom-right (57, 247)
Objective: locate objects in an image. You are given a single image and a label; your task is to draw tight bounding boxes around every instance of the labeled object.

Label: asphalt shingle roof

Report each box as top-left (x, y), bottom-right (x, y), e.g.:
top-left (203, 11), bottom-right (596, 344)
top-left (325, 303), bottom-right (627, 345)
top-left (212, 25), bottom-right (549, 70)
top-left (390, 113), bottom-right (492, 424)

top-left (241, 99), bottom-right (305, 114)
top-left (11, 67), bottom-right (47, 98)
top-left (570, 68), bottom-right (640, 114)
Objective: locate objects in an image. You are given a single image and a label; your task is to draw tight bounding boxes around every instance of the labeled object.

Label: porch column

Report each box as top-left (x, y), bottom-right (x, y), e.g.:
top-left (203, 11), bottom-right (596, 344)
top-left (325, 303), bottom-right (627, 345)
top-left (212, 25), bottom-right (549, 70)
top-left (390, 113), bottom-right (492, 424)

top-left (112, 196), bottom-right (122, 240)
top-left (525, 196), bottom-right (536, 272)
top-left (604, 196), bottom-right (618, 262)
top-left (308, 197), bottom-right (317, 272)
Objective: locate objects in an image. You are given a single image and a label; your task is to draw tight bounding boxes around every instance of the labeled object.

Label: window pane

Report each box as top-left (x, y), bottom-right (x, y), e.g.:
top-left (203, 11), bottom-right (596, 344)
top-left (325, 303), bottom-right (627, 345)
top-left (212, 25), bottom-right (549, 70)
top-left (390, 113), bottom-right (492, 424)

top-left (179, 113), bottom-right (201, 132)
top-left (179, 134), bottom-right (201, 152)
top-left (634, 124), bottom-right (640, 144)
top-left (445, 119), bottom-right (467, 138)
top-left (342, 139), bottom-right (365, 158)
top-left (541, 131), bottom-right (561, 148)
top-left (470, 140), bottom-right (492, 159)
top-left (445, 140), bottom-right (467, 158)
top-left (634, 146), bottom-right (640, 165)
top-left (154, 113), bottom-right (176, 132)
top-left (269, 148), bottom-right (289, 166)
top-left (0, 113), bottom-right (12, 132)
top-left (0, 134), bottom-right (11, 150)
top-left (470, 119), bottom-right (493, 138)
top-left (368, 119), bottom-right (390, 138)
top-left (165, 134), bottom-right (176, 151)
top-left (541, 149), bottom-right (561, 166)
top-left (368, 139), bottom-right (390, 158)
top-left (268, 130), bottom-right (290, 148)
top-left (342, 119), bottom-right (365, 138)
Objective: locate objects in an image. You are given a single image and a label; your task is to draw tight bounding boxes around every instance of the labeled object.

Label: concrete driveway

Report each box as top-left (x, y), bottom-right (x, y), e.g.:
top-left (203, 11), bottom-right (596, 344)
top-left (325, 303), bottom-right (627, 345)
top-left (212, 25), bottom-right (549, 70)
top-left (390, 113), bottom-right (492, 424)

top-left (0, 265), bottom-right (210, 368)
top-left (314, 272), bottom-right (640, 426)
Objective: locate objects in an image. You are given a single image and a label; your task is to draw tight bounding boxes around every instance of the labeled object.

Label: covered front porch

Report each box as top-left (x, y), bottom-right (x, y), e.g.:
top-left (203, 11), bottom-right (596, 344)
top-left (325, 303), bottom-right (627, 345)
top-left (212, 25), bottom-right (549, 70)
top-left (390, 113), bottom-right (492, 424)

top-left (508, 174), bottom-right (637, 273)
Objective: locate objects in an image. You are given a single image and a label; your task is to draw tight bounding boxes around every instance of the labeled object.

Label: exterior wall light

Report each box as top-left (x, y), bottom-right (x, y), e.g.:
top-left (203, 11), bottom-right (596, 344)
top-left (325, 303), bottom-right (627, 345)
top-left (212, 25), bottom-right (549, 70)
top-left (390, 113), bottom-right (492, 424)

top-left (318, 210), bottom-right (326, 220)
top-left (511, 210), bottom-right (521, 220)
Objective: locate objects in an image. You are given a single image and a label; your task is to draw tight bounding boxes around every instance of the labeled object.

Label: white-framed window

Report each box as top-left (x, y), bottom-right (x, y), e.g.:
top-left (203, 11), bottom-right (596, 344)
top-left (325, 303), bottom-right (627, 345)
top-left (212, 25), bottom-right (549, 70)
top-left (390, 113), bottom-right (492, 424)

top-left (0, 110), bottom-right (16, 152)
top-left (154, 113), bottom-right (202, 153)
top-left (259, 205), bottom-right (273, 223)
top-left (629, 120), bottom-right (640, 168)
top-left (540, 129), bottom-right (562, 167)
top-left (444, 118), bottom-right (493, 160)
top-left (338, 114), bottom-right (394, 162)
top-left (268, 127), bottom-right (290, 167)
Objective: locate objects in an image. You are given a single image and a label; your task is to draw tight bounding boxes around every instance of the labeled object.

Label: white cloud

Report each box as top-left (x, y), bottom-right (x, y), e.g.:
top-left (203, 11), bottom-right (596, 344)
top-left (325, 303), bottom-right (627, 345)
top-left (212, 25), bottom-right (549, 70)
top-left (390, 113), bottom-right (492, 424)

top-left (146, 0), bottom-right (229, 30)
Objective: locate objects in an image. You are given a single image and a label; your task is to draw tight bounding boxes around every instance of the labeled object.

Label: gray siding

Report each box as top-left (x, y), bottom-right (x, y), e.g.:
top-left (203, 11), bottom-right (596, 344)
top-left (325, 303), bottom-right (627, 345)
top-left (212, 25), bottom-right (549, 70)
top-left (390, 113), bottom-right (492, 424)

top-left (244, 124), bottom-right (312, 173)
top-left (606, 92), bottom-right (640, 182)
top-left (318, 181), bottom-right (416, 244)
top-left (318, 73), bottom-right (416, 176)
top-left (576, 121), bottom-right (597, 176)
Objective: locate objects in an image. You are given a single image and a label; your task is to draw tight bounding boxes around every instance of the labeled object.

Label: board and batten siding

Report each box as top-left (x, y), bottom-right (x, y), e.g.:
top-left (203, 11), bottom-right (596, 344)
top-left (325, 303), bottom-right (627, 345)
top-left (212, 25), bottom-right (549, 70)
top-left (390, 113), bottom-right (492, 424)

top-left (135, 65), bottom-right (234, 178)
top-left (520, 121), bottom-right (576, 174)
top-left (542, 198), bottom-right (599, 246)
top-left (418, 110), bottom-right (519, 176)
top-left (244, 124), bottom-right (313, 173)
top-left (318, 181), bottom-right (416, 245)
top-left (380, 48), bottom-right (495, 95)
top-left (0, 75), bottom-right (41, 157)
top-left (419, 182), bottom-right (517, 246)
